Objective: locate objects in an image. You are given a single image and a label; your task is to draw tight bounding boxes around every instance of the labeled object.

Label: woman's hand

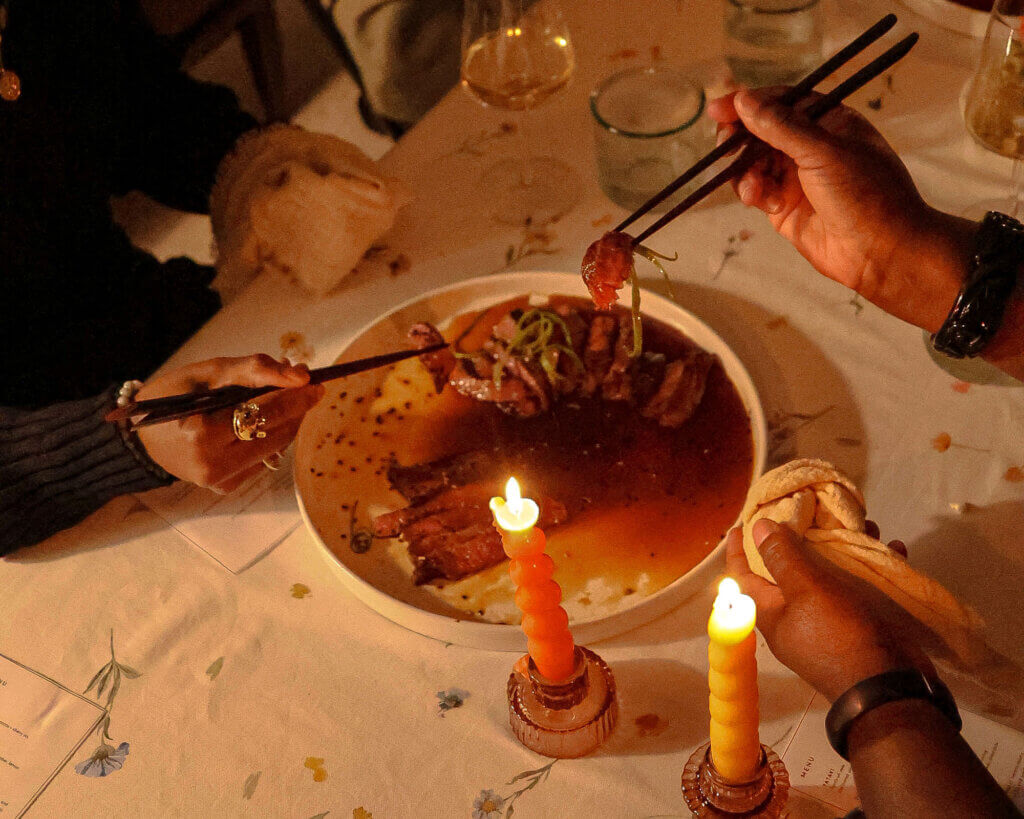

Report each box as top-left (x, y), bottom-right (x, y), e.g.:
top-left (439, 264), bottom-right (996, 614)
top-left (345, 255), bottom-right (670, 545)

top-left (707, 88), bottom-right (974, 333)
top-left (135, 355), bottom-right (324, 493)
top-left (725, 519), bottom-right (926, 701)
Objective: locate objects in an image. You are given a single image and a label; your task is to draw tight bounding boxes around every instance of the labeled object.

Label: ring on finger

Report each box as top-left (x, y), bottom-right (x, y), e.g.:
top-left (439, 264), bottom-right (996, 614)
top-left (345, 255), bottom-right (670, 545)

top-left (262, 451), bottom-right (283, 471)
top-left (232, 402), bottom-right (267, 442)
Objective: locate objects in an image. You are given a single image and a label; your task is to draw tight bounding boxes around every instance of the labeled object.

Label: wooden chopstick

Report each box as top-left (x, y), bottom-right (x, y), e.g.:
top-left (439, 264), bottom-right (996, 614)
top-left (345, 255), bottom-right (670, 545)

top-left (614, 13), bottom-right (899, 235)
top-left (629, 31), bottom-right (919, 248)
top-left (106, 343), bottom-right (448, 428)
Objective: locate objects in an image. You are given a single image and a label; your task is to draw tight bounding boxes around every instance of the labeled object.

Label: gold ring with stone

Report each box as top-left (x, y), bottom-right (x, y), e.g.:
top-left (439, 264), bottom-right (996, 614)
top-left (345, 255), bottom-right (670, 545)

top-left (262, 451), bottom-right (283, 471)
top-left (232, 402), bottom-right (267, 441)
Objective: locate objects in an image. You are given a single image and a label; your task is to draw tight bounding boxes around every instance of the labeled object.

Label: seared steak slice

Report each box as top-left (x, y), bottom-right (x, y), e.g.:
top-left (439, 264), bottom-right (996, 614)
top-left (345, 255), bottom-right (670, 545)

top-left (408, 322), bottom-right (455, 393)
top-left (633, 351), bottom-right (667, 406)
top-left (582, 313), bottom-right (617, 396)
top-left (602, 311), bottom-right (635, 402)
top-left (642, 350), bottom-right (714, 428)
top-left (385, 452), bottom-right (494, 505)
top-left (412, 525), bottom-right (504, 585)
top-left (449, 358), bottom-right (540, 416)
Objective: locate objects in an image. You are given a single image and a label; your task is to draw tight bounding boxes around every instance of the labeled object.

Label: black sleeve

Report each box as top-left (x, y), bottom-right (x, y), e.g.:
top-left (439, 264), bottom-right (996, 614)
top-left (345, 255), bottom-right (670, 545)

top-left (0, 389), bottom-right (174, 556)
top-left (108, 4), bottom-right (259, 214)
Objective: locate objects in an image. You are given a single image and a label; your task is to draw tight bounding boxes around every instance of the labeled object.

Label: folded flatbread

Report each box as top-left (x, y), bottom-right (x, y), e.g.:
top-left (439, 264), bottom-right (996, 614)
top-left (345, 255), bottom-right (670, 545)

top-left (210, 124), bottom-right (410, 296)
top-left (742, 458), bottom-right (989, 667)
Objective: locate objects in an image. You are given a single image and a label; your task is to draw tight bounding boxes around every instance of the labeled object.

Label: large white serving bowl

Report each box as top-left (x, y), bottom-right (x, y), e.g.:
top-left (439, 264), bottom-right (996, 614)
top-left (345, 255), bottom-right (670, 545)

top-left (295, 271), bottom-right (767, 650)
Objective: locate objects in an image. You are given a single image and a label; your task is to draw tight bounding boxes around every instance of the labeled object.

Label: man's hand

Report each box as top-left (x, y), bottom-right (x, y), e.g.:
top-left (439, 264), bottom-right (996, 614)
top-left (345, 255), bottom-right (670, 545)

top-left (725, 519), bottom-right (925, 701)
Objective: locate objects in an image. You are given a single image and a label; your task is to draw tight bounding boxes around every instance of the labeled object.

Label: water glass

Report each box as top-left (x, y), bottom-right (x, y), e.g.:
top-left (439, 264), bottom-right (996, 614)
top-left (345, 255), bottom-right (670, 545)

top-left (590, 67), bottom-right (710, 212)
top-left (724, 0), bottom-right (822, 87)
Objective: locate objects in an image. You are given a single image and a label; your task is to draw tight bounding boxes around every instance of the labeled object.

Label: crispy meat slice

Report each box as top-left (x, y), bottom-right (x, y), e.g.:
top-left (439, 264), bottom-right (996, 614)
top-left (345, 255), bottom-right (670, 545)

top-left (602, 311), bottom-right (635, 402)
top-left (642, 350), bottom-right (714, 428)
top-left (408, 322), bottom-right (456, 393)
top-left (658, 351), bottom-right (713, 427)
top-left (633, 351), bottom-right (667, 406)
top-left (448, 358), bottom-right (540, 417)
top-left (581, 231), bottom-right (635, 309)
top-left (581, 313), bottom-right (617, 396)
top-left (384, 453), bottom-right (494, 506)
top-left (377, 493), bottom-right (569, 584)
top-left (411, 525), bottom-right (503, 585)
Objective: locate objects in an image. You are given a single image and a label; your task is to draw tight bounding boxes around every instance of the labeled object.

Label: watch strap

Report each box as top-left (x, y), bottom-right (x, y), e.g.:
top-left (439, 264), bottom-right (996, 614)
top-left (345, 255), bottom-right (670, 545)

top-left (932, 211), bottom-right (1023, 359)
top-left (825, 668), bottom-right (961, 760)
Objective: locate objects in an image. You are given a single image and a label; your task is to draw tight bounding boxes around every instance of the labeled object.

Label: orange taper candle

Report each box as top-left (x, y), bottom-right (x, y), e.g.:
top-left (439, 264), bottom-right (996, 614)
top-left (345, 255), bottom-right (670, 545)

top-left (708, 578), bottom-right (761, 783)
top-left (490, 477), bottom-right (576, 682)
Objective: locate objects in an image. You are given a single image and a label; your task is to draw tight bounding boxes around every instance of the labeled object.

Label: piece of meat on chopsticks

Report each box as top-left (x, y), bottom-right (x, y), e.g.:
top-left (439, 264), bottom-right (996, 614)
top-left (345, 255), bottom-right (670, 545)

top-left (580, 231), bottom-right (635, 310)
top-left (408, 322), bottom-right (456, 393)
top-left (371, 482), bottom-right (569, 584)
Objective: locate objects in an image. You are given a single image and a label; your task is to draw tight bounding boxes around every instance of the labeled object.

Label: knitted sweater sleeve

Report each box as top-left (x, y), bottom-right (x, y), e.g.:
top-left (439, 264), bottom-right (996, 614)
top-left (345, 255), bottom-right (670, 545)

top-left (0, 388), bottom-right (173, 555)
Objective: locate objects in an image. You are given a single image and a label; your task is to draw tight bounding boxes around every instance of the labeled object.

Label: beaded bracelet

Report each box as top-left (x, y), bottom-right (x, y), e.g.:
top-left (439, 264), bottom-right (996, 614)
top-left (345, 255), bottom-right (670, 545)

top-left (111, 381), bottom-right (173, 483)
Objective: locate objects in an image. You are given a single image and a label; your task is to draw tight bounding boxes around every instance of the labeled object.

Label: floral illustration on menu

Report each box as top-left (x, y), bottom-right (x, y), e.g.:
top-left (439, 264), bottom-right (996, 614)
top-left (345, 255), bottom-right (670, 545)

top-left (473, 760), bottom-right (558, 817)
top-left (75, 630), bottom-right (141, 777)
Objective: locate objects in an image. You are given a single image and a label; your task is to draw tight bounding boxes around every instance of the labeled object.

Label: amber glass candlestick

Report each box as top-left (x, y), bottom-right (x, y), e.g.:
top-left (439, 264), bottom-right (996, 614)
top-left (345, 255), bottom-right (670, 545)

top-left (491, 478), bottom-right (618, 758)
top-left (681, 578), bottom-right (788, 815)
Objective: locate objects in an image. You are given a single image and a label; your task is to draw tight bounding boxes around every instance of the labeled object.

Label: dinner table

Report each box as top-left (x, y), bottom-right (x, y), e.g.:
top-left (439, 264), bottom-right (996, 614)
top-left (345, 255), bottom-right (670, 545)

top-left (3, 0), bottom-right (1024, 817)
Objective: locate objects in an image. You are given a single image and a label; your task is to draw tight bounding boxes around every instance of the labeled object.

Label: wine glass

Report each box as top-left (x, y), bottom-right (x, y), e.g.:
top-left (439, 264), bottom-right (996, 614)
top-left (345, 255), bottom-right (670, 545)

top-left (925, 0), bottom-right (1024, 384)
top-left (963, 0), bottom-right (1024, 219)
top-left (461, 0), bottom-right (579, 224)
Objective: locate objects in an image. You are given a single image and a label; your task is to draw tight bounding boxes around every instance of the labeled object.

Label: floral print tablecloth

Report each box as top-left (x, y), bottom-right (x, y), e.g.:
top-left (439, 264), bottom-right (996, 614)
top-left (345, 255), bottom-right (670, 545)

top-left (2, 1), bottom-right (1022, 816)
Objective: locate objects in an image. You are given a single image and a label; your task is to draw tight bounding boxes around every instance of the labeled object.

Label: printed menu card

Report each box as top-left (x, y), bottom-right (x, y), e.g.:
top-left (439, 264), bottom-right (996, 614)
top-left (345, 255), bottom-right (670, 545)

top-left (782, 693), bottom-right (1024, 813)
top-left (0, 654), bottom-right (105, 817)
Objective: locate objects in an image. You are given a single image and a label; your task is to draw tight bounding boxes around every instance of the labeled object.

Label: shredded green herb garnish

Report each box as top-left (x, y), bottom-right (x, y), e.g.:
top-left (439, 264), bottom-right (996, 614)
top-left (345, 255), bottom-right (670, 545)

top-left (483, 308), bottom-right (585, 388)
top-left (622, 242), bottom-right (679, 358)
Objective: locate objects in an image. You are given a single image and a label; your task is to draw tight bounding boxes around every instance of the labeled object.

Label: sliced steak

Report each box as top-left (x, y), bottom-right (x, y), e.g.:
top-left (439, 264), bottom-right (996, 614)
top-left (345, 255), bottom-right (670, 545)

top-left (642, 350), bottom-right (714, 428)
top-left (408, 322), bottom-right (455, 393)
top-left (581, 313), bottom-right (617, 396)
top-left (385, 452), bottom-right (494, 505)
top-left (602, 311), bottom-right (635, 402)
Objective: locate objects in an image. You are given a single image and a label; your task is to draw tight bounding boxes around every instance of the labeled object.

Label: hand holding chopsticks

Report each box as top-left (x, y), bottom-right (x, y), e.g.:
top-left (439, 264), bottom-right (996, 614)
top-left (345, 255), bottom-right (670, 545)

top-left (618, 14), bottom-right (919, 246)
top-left (107, 344), bottom-right (446, 428)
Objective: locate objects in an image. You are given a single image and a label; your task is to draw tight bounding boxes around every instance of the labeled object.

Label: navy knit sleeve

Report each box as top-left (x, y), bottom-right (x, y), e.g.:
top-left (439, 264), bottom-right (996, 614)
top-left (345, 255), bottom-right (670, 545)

top-left (0, 388), bottom-right (174, 555)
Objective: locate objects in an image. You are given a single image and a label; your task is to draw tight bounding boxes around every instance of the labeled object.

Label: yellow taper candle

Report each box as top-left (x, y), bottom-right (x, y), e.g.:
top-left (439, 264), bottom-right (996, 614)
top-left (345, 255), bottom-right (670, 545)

top-left (708, 577), bottom-right (761, 783)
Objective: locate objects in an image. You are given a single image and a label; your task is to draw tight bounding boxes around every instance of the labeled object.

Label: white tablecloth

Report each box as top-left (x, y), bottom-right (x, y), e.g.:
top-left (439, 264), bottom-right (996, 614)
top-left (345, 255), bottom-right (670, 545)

top-left (3, 1), bottom-right (1023, 816)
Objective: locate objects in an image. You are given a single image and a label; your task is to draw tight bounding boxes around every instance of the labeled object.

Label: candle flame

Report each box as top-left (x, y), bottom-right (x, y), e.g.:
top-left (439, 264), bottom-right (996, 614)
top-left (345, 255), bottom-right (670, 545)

top-left (718, 577), bottom-right (741, 600)
top-left (505, 477), bottom-right (523, 516)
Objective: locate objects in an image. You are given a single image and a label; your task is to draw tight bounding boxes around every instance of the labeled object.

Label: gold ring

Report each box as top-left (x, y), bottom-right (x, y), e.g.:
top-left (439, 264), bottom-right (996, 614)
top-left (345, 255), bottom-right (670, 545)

top-left (232, 402), bottom-right (267, 441)
top-left (262, 451), bottom-right (283, 471)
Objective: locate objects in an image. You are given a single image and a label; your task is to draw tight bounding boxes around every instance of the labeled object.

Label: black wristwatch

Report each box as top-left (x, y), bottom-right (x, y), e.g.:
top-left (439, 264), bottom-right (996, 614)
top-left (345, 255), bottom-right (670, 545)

top-left (932, 211), bottom-right (1024, 359)
top-left (825, 669), bottom-right (962, 760)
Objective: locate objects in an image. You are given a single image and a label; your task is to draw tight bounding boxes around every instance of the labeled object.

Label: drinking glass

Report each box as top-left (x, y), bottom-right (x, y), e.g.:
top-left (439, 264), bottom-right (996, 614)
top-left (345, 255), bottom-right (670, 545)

top-left (590, 67), bottom-right (711, 211)
top-left (963, 0), bottom-right (1024, 218)
top-left (724, 0), bottom-right (823, 87)
top-left (461, 0), bottom-right (578, 224)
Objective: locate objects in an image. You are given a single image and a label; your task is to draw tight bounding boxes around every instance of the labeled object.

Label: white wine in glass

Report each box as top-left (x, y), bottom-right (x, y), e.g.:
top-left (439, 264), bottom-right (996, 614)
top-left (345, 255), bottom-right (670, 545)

top-left (928, 0), bottom-right (1023, 384)
top-left (963, 0), bottom-right (1024, 219)
top-left (461, 0), bottom-right (579, 224)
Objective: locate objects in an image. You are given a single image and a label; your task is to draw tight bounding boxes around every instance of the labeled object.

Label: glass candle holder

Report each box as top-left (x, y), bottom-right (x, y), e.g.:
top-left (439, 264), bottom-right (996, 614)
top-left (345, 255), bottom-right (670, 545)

top-left (507, 645), bottom-right (618, 758)
top-left (681, 741), bottom-right (789, 817)
top-left (590, 66), bottom-right (710, 212)
top-left (724, 0), bottom-right (823, 88)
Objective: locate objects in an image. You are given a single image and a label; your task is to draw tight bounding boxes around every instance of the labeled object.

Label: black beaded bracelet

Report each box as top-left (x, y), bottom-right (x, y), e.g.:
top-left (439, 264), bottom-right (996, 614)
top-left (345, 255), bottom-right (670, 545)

top-left (825, 668), bottom-right (961, 760)
top-left (932, 211), bottom-right (1024, 359)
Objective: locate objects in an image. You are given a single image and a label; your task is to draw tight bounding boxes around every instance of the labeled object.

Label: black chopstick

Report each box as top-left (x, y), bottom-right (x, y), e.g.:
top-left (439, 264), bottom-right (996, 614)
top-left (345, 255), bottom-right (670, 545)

top-left (614, 13), bottom-right (899, 234)
top-left (629, 32), bottom-right (919, 248)
top-left (106, 342), bottom-right (448, 428)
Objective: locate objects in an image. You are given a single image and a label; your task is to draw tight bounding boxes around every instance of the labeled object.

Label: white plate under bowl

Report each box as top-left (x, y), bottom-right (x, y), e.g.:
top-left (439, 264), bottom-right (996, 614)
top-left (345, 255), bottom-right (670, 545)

top-left (295, 272), bottom-right (767, 650)
top-left (899, 0), bottom-right (991, 38)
